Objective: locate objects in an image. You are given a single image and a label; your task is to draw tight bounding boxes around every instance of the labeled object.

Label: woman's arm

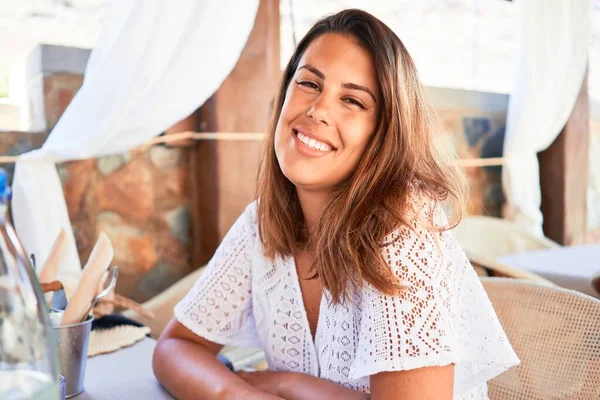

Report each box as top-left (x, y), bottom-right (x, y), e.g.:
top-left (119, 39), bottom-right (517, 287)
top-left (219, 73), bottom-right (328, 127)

top-left (370, 364), bottom-right (455, 400)
top-left (280, 372), bottom-right (371, 400)
top-left (237, 371), bottom-right (370, 400)
top-left (153, 318), bottom-right (283, 400)
top-left (238, 364), bottom-right (453, 400)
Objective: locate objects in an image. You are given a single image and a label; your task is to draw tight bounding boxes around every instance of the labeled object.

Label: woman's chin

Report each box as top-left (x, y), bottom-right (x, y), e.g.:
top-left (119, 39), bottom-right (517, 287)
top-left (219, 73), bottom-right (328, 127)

top-left (281, 168), bottom-right (329, 191)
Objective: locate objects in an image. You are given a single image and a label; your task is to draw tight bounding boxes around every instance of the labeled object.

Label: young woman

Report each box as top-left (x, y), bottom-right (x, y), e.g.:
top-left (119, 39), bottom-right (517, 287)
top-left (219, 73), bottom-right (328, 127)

top-left (153, 9), bottom-right (519, 400)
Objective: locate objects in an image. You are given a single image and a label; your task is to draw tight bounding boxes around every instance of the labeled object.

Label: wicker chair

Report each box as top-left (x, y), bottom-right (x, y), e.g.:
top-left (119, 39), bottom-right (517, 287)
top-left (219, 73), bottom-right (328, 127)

top-left (454, 215), bottom-right (560, 259)
top-left (481, 278), bottom-right (600, 399)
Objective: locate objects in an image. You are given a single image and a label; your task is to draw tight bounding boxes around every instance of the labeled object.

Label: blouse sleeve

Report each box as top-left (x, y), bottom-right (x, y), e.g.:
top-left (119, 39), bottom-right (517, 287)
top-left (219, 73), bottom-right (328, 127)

top-left (174, 203), bottom-right (260, 348)
top-left (348, 199), bottom-right (520, 394)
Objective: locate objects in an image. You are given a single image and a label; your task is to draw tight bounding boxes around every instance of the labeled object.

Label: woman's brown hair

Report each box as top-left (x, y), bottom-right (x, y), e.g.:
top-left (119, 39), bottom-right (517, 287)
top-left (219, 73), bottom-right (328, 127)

top-left (256, 9), bottom-right (467, 304)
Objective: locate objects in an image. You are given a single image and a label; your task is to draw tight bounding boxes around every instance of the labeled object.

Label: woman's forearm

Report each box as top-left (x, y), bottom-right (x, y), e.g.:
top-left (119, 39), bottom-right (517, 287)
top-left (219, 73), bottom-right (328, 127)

top-left (153, 337), bottom-right (281, 400)
top-left (279, 372), bottom-right (370, 400)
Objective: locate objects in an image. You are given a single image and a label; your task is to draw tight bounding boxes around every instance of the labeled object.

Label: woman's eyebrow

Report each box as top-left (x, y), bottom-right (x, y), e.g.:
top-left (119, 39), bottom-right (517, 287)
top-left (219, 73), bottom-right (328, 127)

top-left (298, 64), bottom-right (325, 79)
top-left (298, 64), bottom-right (377, 103)
top-left (342, 82), bottom-right (376, 103)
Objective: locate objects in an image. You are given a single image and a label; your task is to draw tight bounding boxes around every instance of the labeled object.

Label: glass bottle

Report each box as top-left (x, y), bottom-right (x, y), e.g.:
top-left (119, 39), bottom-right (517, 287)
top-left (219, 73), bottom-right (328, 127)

top-left (0, 168), bottom-right (60, 399)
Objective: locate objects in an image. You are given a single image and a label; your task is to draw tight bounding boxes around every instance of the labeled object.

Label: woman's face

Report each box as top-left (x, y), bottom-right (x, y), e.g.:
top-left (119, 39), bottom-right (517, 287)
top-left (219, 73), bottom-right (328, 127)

top-left (274, 33), bottom-right (379, 193)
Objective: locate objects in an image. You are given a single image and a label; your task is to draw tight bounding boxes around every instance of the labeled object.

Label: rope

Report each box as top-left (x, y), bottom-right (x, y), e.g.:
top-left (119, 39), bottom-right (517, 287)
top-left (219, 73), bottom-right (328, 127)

top-left (0, 130), bottom-right (508, 167)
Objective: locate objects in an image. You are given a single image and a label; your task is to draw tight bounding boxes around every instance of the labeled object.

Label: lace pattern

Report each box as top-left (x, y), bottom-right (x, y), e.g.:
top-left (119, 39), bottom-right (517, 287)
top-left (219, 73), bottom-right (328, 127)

top-left (175, 200), bottom-right (520, 398)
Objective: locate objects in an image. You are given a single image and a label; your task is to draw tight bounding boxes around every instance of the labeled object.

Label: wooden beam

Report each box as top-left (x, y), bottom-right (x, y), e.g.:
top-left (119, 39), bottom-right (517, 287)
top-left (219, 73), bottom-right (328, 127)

top-left (538, 70), bottom-right (589, 245)
top-left (191, 0), bottom-right (280, 266)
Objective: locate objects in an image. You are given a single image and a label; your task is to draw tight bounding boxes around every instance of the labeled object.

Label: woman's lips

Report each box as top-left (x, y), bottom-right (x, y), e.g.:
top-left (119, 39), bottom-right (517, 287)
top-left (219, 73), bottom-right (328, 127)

top-left (292, 129), bottom-right (335, 157)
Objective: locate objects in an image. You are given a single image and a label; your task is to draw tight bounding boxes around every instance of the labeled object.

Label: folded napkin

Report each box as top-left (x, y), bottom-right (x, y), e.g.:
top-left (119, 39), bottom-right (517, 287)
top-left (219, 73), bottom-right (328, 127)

top-left (87, 314), bottom-right (238, 371)
top-left (88, 314), bottom-right (150, 357)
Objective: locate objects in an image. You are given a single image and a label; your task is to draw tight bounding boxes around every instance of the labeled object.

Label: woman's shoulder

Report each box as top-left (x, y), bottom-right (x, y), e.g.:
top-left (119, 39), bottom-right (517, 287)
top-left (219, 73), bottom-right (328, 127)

top-left (381, 191), bottom-right (446, 246)
top-left (219, 201), bottom-right (260, 248)
top-left (379, 193), bottom-right (468, 285)
top-left (242, 200), bottom-right (260, 235)
top-left (243, 200), bottom-right (259, 224)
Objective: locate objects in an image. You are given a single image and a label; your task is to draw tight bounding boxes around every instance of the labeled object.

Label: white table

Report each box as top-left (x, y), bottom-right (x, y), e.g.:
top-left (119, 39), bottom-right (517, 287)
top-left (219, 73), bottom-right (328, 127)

top-left (498, 244), bottom-right (600, 298)
top-left (74, 338), bottom-right (174, 399)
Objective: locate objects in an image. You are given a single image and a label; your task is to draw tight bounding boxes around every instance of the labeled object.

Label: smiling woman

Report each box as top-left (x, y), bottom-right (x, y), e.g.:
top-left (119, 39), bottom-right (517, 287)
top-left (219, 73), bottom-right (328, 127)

top-left (153, 9), bottom-right (520, 400)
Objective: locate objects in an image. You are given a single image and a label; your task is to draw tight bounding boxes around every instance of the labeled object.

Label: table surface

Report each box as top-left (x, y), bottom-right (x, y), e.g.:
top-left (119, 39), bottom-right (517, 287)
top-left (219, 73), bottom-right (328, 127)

top-left (74, 338), bottom-right (174, 400)
top-left (498, 244), bottom-right (600, 274)
top-left (498, 244), bottom-right (600, 297)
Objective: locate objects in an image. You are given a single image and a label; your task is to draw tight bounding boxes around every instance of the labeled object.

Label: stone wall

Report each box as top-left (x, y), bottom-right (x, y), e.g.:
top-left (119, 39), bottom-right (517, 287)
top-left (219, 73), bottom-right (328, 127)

top-left (40, 50), bottom-right (194, 301)
top-left (58, 147), bottom-right (193, 302)
top-left (0, 131), bottom-right (47, 179)
top-left (0, 129), bottom-right (193, 302)
top-left (43, 72), bottom-right (83, 132)
top-left (2, 44), bottom-right (194, 302)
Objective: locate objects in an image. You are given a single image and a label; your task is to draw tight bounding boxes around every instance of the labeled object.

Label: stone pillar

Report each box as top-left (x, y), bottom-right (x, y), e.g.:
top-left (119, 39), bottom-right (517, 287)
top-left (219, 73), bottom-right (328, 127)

top-left (11, 44), bottom-right (90, 132)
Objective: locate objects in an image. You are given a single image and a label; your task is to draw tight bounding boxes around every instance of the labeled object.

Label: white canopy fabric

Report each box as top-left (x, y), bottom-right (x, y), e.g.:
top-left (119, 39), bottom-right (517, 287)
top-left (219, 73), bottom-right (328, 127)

top-left (502, 0), bottom-right (591, 237)
top-left (11, 0), bottom-right (259, 275)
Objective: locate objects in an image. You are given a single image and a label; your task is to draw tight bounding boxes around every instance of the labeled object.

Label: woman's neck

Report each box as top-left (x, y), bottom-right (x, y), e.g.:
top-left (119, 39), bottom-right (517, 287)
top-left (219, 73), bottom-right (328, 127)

top-left (296, 187), bottom-right (332, 233)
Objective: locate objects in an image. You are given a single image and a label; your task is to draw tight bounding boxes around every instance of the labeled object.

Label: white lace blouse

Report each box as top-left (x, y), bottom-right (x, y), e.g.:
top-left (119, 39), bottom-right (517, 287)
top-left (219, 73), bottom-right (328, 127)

top-left (175, 201), bottom-right (520, 399)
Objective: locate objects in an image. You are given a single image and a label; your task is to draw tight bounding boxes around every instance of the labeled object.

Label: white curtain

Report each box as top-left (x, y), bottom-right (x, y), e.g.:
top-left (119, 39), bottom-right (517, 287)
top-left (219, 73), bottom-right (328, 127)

top-left (502, 0), bottom-right (591, 237)
top-left (11, 0), bottom-right (259, 275)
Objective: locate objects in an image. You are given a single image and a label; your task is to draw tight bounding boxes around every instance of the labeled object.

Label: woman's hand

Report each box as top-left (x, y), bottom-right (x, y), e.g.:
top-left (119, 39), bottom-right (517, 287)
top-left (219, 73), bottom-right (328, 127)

top-left (236, 370), bottom-right (295, 397)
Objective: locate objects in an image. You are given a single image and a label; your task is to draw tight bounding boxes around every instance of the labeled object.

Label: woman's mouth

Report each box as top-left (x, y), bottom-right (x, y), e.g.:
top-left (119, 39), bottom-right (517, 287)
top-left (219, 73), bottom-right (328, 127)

top-left (293, 130), bottom-right (334, 152)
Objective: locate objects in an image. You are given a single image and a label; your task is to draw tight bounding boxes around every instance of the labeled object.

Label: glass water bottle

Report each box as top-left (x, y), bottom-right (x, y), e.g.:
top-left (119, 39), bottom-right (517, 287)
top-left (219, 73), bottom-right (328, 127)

top-left (0, 168), bottom-right (60, 399)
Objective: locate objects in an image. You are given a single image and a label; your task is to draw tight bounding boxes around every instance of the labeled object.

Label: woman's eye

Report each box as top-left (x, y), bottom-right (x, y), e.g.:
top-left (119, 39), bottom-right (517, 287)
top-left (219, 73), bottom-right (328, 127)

top-left (343, 97), bottom-right (366, 109)
top-left (297, 80), bottom-right (319, 90)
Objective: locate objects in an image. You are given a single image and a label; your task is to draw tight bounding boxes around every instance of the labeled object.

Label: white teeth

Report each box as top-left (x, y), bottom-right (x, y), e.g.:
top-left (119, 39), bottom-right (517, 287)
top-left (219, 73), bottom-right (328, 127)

top-left (296, 131), bottom-right (332, 152)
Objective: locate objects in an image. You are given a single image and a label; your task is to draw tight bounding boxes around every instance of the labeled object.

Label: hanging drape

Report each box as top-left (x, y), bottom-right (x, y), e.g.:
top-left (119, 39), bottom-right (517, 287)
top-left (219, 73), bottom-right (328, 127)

top-left (502, 0), bottom-right (590, 236)
top-left (11, 0), bottom-right (259, 275)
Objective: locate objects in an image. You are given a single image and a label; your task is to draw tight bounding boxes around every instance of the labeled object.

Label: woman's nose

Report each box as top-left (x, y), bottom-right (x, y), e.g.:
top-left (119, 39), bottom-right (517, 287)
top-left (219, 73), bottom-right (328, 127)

top-left (306, 94), bottom-right (331, 126)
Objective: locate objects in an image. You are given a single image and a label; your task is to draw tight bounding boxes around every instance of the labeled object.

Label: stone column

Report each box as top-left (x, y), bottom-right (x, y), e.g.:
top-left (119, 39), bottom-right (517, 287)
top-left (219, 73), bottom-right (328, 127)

top-left (11, 44), bottom-right (90, 132)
